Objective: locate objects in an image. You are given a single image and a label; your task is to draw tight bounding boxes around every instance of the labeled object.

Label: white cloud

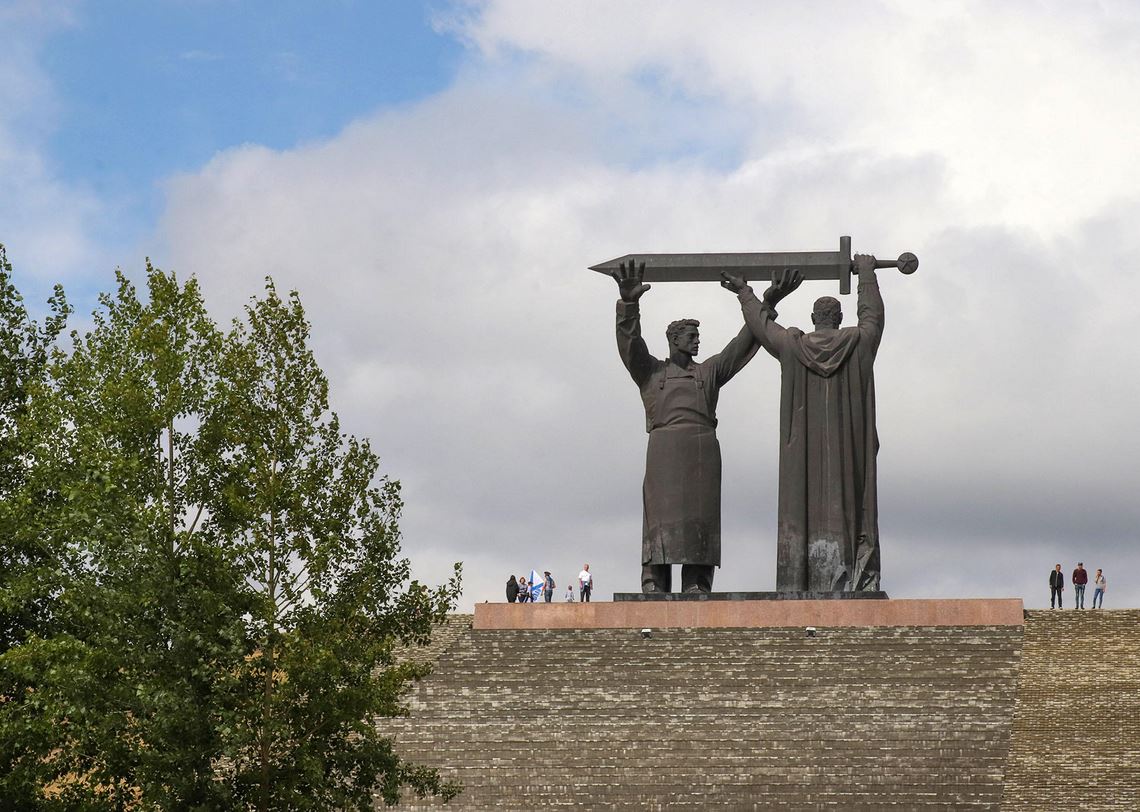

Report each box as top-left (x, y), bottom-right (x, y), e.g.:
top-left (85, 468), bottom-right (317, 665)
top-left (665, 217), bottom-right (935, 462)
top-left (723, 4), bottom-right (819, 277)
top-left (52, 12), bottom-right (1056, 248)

top-left (152, 1), bottom-right (1140, 611)
top-left (447, 0), bottom-right (1140, 233)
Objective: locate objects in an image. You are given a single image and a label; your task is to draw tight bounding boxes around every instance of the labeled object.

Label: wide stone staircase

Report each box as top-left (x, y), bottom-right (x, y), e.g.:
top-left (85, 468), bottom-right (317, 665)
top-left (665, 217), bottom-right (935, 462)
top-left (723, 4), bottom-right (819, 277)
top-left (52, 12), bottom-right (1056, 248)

top-left (1001, 609), bottom-right (1140, 811)
top-left (381, 623), bottom-right (1023, 810)
top-left (393, 613), bottom-right (475, 667)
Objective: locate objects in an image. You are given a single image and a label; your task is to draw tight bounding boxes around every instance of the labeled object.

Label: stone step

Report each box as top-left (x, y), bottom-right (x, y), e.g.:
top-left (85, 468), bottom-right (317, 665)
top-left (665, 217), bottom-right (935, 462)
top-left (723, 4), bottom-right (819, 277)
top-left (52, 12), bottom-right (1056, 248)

top-left (1001, 610), bottom-right (1140, 811)
top-left (382, 618), bottom-right (1022, 809)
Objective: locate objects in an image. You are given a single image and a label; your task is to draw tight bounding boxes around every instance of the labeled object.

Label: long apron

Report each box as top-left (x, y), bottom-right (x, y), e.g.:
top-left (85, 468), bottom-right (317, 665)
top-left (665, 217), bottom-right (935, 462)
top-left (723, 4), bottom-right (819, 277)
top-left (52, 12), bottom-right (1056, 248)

top-left (642, 363), bottom-right (721, 567)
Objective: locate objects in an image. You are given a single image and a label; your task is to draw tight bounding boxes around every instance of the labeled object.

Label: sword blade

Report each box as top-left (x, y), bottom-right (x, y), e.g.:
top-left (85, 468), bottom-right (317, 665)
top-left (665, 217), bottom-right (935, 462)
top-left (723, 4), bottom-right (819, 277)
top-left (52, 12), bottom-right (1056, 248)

top-left (589, 251), bottom-right (845, 283)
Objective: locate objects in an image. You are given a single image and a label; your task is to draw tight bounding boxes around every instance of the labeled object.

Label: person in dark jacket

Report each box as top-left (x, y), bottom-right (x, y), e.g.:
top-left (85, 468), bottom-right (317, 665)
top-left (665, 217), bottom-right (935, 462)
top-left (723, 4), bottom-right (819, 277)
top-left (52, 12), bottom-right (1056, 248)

top-left (1049, 564), bottom-right (1064, 609)
top-left (506, 575), bottom-right (519, 603)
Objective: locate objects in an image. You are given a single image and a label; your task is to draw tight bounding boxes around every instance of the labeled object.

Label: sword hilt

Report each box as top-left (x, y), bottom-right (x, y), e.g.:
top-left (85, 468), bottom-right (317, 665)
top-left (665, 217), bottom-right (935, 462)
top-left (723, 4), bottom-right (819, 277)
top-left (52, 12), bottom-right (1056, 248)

top-left (839, 236), bottom-right (917, 293)
top-left (868, 253), bottom-right (919, 275)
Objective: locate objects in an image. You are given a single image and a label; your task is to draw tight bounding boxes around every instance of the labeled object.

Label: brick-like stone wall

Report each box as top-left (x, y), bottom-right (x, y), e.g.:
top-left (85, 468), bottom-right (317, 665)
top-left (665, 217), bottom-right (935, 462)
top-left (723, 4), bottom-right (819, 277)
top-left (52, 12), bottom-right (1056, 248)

top-left (382, 610), bottom-right (1140, 809)
top-left (382, 624), bottom-right (1022, 809)
top-left (1002, 610), bottom-right (1140, 811)
top-left (393, 613), bottom-right (473, 667)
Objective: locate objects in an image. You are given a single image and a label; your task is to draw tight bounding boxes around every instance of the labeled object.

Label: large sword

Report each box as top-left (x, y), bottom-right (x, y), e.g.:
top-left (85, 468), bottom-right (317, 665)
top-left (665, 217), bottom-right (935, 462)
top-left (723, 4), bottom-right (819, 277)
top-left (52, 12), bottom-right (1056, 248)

top-left (589, 235), bottom-right (918, 295)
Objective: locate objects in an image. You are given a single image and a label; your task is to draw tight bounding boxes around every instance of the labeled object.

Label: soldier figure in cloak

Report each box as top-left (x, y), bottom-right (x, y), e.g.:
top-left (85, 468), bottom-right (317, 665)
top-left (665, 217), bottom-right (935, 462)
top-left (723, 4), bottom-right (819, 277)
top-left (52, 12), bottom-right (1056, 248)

top-left (721, 255), bottom-right (884, 592)
top-left (613, 261), bottom-right (795, 593)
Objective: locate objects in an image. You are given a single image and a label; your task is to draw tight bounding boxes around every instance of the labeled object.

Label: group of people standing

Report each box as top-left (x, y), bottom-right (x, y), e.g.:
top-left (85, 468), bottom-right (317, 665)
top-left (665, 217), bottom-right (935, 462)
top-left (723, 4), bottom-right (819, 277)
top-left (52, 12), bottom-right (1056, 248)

top-left (506, 565), bottom-right (594, 603)
top-left (1049, 562), bottom-right (1107, 609)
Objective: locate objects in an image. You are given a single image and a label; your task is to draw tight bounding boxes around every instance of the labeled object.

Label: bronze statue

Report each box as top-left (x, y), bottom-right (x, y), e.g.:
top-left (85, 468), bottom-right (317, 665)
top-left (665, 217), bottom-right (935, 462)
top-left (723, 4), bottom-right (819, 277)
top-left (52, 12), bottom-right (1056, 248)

top-left (612, 262), bottom-right (796, 594)
top-left (721, 256), bottom-right (884, 592)
top-left (595, 237), bottom-right (912, 594)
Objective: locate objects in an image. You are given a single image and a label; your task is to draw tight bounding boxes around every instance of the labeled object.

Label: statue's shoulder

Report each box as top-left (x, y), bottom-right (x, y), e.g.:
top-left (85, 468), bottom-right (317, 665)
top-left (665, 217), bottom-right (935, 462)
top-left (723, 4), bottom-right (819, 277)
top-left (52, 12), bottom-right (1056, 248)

top-left (639, 354), bottom-right (668, 380)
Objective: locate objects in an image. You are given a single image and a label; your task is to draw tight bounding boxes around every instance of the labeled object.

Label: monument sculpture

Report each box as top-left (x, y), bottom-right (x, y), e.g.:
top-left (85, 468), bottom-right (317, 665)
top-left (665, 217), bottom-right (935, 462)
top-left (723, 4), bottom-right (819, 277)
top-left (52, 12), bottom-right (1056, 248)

top-left (594, 236), bottom-right (916, 594)
top-left (612, 261), bottom-right (795, 594)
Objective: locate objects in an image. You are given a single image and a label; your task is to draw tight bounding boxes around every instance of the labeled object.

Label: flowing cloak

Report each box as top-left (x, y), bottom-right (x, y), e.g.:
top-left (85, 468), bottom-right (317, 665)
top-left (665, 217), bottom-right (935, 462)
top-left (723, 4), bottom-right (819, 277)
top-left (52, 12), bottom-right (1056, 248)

top-left (616, 300), bottom-right (758, 567)
top-left (739, 273), bottom-right (884, 592)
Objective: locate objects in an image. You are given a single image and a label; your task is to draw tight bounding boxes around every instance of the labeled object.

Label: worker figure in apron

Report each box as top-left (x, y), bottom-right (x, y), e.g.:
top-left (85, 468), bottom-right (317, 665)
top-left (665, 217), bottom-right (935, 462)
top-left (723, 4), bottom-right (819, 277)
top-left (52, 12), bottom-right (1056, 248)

top-left (612, 260), bottom-right (787, 593)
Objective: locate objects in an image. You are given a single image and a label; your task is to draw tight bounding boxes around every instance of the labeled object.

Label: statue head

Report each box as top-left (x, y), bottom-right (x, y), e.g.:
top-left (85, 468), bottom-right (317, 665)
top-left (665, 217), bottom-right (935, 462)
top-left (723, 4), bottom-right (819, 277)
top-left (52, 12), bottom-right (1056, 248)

top-left (666, 318), bottom-right (701, 357)
top-left (811, 296), bottom-right (842, 329)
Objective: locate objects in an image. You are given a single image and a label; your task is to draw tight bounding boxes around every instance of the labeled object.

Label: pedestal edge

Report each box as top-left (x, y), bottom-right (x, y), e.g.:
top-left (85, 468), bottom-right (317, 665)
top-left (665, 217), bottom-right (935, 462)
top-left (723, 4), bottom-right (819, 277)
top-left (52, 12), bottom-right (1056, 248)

top-left (613, 591), bottom-right (889, 602)
top-left (472, 598), bottom-right (1025, 630)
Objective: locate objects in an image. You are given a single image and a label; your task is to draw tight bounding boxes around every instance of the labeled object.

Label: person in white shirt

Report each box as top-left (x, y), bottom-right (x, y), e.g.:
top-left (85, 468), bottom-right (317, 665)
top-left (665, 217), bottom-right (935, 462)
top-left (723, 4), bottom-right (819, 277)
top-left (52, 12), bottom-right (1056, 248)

top-left (1092, 569), bottom-right (1107, 608)
top-left (578, 564), bottom-right (593, 603)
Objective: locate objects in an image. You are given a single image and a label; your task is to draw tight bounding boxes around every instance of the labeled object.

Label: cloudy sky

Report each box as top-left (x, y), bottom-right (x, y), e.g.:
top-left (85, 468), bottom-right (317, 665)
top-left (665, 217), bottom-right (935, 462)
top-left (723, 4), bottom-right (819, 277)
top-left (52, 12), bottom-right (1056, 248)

top-left (4, 0), bottom-right (1139, 611)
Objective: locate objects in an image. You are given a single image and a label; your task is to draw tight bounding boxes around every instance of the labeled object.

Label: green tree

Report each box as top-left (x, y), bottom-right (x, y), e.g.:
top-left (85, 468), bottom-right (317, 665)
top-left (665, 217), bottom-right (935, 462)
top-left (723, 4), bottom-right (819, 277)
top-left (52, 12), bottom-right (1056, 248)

top-left (213, 280), bottom-right (460, 810)
top-left (2, 263), bottom-right (258, 807)
top-left (0, 244), bottom-right (70, 648)
top-left (0, 256), bottom-right (461, 809)
top-left (0, 245), bottom-right (74, 810)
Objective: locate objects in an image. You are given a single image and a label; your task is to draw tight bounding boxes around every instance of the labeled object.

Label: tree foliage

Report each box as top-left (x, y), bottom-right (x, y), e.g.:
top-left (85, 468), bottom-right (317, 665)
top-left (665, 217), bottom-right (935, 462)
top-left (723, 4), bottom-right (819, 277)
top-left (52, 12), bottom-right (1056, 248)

top-left (0, 248), bottom-right (461, 809)
top-left (0, 245), bottom-right (71, 650)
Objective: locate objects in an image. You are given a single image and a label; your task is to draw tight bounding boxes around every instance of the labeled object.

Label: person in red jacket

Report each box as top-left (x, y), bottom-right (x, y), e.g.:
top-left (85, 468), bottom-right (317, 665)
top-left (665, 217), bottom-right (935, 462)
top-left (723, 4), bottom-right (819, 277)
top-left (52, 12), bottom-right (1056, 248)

top-left (1071, 562), bottom-right (1089, 609)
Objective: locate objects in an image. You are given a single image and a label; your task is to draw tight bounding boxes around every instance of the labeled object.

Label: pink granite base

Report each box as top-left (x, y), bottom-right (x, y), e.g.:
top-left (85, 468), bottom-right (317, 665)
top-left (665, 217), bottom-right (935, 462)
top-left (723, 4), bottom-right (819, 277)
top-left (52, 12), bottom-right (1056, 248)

top-left (473, 598), bottom-right (1025, 629)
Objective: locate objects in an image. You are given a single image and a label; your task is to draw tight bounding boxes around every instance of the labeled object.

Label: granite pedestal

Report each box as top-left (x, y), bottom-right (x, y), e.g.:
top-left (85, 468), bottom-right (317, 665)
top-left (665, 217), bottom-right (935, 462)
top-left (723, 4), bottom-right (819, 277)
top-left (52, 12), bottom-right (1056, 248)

top-left (614, 590), bottom-right (889, 601)
top-left (474, 598), bottom-right (1024, 629)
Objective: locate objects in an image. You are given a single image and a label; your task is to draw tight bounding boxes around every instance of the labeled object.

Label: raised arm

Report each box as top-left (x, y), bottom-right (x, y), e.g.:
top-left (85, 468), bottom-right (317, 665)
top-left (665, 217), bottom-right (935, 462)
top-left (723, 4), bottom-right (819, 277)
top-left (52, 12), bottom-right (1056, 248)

top-left (707, 321), bottom-right (759, 386)
top-left (721, 268), bottom-right (801, 359)
top-left (854, 253), bottom-right (884, 354)
top-left (614, 260), bottom-right (655, 386)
